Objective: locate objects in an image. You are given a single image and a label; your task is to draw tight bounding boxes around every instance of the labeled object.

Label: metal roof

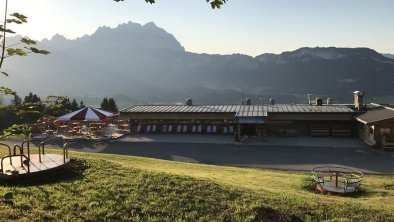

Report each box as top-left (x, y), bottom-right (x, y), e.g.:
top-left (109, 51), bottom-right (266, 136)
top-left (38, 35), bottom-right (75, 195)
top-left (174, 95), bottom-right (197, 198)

top-left (356, 106), bottom-right (394, 124)
top-left (120, 104), bottom-right (354, 117)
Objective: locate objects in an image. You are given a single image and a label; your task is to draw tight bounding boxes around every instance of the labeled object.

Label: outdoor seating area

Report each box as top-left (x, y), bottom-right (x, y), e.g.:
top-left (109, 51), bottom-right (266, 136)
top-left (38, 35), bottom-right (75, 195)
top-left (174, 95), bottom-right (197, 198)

top-left (311, 166), bottom-right (364, 194)
top-left (31, 107), bottom-right (125, 140)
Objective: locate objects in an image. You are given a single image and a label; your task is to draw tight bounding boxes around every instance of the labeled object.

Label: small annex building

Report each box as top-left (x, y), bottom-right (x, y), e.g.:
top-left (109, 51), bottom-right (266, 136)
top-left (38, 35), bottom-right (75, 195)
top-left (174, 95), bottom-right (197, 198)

top-left (355, 104), bottom-right (394, 150)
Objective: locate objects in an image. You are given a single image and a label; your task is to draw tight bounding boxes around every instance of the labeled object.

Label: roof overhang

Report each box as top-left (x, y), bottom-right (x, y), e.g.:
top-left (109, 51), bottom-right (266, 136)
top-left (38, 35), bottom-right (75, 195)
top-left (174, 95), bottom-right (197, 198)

top-left (237, 117), bottom-right (264, 124)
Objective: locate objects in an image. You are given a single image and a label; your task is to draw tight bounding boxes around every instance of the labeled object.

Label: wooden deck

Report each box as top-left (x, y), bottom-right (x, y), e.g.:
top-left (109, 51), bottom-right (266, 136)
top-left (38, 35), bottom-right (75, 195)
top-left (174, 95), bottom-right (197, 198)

top-left (319, 181), bottom-right (356, 193)
top-left (1, 154), bottom-right (69, 177)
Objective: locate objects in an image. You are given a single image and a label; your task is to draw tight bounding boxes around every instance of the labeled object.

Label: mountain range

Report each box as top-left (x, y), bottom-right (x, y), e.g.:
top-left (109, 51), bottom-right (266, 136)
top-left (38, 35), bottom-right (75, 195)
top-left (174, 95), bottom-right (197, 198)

top-left (3, 21), bottom-right (394, 107)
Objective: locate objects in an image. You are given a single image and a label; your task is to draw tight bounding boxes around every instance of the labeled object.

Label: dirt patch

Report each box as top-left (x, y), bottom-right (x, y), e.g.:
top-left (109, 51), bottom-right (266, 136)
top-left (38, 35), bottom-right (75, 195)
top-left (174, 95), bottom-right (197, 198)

top-left (0, 158), bottom-right (89, 186)
top-left (253, 207), bottom-right (303, 222)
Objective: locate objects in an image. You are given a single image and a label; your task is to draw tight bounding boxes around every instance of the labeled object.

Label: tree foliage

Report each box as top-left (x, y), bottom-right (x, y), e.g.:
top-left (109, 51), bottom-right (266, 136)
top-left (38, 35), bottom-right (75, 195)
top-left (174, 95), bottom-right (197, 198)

top-left (100, 97), bottom-right (118, 113)
top-left (79, 101), bottom-right (86, 109)
top-left (114, 0), bottom-right (227, 9)
top-left (0, 0), bottom-right (49, 95)
top-left (10, 93), bottom-right (22, 107)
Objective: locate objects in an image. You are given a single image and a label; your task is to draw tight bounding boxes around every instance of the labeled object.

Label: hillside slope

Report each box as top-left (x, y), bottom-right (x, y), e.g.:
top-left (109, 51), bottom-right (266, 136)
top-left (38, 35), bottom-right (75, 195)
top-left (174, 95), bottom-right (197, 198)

top-left (0, 149), bottom-right (392, 221)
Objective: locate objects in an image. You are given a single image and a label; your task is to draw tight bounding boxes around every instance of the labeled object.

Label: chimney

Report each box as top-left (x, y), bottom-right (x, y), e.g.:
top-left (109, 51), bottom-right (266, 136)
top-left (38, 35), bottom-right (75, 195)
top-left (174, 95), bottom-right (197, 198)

top-left (269, 98), bottom-right (275, 105)
top-left (316, 98), bottom-right (323, 106)
top-left (245, 98), bottom-right (251, 105)
top-left (185, 98), bottom-right (193, 106)
top-left (353, 91), bottom-right (365, 110)
top-left (308, 94), bottom-right (315, 105)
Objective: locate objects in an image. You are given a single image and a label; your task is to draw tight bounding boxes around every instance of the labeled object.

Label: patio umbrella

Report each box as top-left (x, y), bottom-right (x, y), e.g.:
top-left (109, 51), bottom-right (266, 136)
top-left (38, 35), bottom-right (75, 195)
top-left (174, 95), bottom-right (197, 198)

top-left (58, 107), bottom-right (114, 121)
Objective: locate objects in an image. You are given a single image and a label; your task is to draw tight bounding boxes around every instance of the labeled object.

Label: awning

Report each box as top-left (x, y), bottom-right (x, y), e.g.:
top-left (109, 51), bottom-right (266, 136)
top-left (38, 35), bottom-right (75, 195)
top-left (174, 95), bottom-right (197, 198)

top-left (237, 117), bottom-right (264, 124)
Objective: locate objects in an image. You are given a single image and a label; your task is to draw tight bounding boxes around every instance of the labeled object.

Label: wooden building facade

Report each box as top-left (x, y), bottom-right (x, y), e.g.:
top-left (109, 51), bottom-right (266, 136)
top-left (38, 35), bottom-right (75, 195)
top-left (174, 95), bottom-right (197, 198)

top-left (119, 104), bottom-right (355, 140)
top-left (356, 104), bottom-right (394, 150)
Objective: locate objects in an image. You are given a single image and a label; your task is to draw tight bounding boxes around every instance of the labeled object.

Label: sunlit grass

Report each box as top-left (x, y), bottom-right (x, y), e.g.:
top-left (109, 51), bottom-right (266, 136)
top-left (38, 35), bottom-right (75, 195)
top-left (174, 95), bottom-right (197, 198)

top-left (0, 148), bottom-right (392, 221)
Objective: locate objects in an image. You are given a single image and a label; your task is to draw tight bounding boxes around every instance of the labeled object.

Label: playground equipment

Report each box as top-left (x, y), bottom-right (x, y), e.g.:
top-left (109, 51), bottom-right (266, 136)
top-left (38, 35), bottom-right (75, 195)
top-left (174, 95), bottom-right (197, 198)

top-left (0, 134), bottom-right (70, 181)
top-left (311, 166), bottom-right (363, 194)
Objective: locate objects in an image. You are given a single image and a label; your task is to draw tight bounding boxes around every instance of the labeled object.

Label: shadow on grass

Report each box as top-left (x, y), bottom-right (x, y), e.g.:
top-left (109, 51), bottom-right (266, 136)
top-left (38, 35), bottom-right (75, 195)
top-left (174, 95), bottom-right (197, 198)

top-left (0, 159), bottom-right (89, 187)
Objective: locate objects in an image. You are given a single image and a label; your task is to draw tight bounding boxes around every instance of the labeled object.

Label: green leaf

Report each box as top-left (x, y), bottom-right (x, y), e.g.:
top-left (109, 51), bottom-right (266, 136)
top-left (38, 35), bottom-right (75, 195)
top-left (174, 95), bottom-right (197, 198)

top-left (29, 47), bottom-right (50, 55)
top-left (7, 48), bottom-right (27, 56)
top-left (10, 13), bottom-right (28, 23)
top-left (6, 18), bottom-right (22, 24)
top-left (0, 86), bottom-right (16, 95)
top-left (0, 25), bottom-right (15, 34)
top-left (21, 37), bottom-right (36, 45)
top-left (207, 0), bottom-right (226, 9)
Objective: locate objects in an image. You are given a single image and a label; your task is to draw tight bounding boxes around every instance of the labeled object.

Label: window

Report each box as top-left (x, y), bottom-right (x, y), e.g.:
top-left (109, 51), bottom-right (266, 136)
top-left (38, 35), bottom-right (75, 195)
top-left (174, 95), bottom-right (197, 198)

top-left (380, 128), bottom-right (391, 136)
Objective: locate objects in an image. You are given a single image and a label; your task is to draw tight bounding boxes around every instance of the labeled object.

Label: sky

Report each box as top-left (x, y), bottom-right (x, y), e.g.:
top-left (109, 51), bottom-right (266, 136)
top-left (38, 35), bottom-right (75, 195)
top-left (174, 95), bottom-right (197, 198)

top-left (3, 0), bottom-right (394, 56)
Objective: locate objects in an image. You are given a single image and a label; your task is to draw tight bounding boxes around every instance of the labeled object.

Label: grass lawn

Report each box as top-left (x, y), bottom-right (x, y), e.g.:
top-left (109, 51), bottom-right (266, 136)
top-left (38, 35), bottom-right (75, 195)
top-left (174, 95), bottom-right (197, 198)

top-left (0, 148), bottom-right (393, 221)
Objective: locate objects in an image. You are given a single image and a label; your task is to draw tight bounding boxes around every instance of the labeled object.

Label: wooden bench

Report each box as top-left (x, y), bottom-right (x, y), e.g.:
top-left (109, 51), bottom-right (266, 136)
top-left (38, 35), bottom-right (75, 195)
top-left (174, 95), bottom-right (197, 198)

top-left (332, 124), bottom-right (352, 137)
top-left (310, 124), bottom-right (329, 137)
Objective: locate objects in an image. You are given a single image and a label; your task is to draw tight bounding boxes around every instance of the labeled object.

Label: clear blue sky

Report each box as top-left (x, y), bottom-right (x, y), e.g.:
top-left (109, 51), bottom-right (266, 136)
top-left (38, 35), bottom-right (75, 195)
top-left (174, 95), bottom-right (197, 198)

top-left (4, 0), bottom-right (394, 56)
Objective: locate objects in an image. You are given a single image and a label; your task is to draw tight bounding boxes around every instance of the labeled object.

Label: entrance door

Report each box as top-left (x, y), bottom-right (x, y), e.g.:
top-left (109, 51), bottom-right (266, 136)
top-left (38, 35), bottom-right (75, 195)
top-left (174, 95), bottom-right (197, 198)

top-left (241, 124), bottom-right (256, 135)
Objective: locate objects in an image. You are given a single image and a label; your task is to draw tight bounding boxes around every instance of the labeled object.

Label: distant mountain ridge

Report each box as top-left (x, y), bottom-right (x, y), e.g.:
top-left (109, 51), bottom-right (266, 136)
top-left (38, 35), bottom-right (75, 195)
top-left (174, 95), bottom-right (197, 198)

top-left (383, 53), bottom-right (394, 59)
top-left (3, 21), bottom-right (394, 106)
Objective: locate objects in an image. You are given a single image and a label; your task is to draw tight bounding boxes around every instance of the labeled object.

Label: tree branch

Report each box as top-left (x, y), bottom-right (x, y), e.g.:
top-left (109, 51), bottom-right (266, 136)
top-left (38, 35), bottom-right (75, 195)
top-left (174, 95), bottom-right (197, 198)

top-left (0, 0), bottom-right (8, 69)
top-left (5, 42), bottom-right (23, 49)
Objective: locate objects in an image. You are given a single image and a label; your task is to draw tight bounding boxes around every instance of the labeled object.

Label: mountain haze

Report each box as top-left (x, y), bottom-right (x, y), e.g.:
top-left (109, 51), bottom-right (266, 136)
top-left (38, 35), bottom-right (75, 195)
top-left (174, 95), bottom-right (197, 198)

top-left (383, 54), bottom-right (394, 59)
top-left (3, 21), bottom-right (394, 106)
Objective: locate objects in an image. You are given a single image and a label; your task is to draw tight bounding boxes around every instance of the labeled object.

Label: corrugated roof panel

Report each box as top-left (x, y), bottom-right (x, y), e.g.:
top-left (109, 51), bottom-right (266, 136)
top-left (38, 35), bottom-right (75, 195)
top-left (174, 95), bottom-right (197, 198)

top-left (324, 106), bottom-right (336, 112)
top-left (308, 105), bottom-right (319, 112)
top-left (181, 106), bottom-right (190, 112)
top-left (194, 106), bottom-right (202, 112)
top-left (122, 104), bottom-right (354, 114)
top-left (231, 105), bottom-right (238, 112)
top-left (134, 106), bottom-right (145, 112)
top-left (184, 106), bottom-right (193, 113)
top-left (162, 106), bottom-right (173, 112)
top-left (253, 106), bottom-right (258, 116)
top-left (164, 106), bottom-right (176, 112)
top-left (147, 106), bottom-right (158, 112)
top-left (318, 106), bottom-right (327, 112)
top-left (202, 106), bottom-right (210, 112)
top-left (208, 105), bottom-right (216, 112)
top-left (299, 105), bottom-right (309, 112)
top-left (149, 106), bottom-right (163, 113)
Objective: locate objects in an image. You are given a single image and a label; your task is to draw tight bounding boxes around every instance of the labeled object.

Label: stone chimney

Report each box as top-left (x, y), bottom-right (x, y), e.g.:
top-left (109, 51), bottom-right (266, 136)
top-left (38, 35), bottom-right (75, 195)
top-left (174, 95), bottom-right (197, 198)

top-left (185, 98), bottom-right (192, 106)
top-left (269, 98), bottom-right (275, 105)
top-left (353, 91), bottom-right (365, 110)
top-left (316, 98), bottom-right (323, 106)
